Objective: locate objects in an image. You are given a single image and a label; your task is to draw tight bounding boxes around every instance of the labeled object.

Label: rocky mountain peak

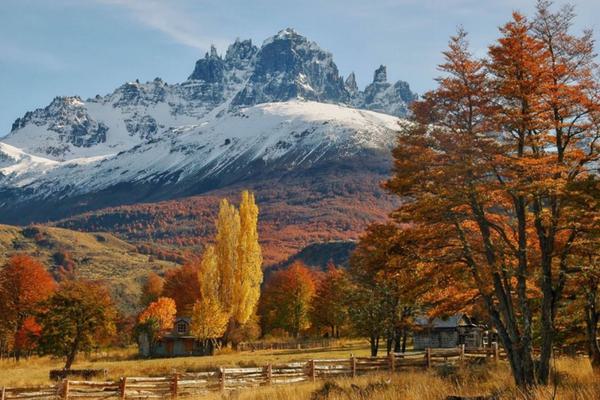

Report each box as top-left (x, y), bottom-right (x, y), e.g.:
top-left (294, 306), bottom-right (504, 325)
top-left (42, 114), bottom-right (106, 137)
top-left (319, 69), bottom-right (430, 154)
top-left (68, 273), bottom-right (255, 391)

top-left (4, 28), bottom-right (417, 162)
top-left (373, 65), bottom-right (387, 83)
top-left (231, 28), bottom-right (348, 106)
top-left (225, 39), bottom-right (258, 68)
top-left (188, 45), bottom-right (225, 82)
top-left (345, 72), bottom-right (359, 95)
top-left (209, 45), bottom-right (219, 58)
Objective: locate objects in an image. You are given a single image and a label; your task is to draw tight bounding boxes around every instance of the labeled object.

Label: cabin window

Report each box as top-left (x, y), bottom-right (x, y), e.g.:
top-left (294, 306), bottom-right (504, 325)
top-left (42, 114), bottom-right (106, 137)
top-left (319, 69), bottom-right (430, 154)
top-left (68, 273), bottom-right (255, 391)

top-left (177, 321), bottom-right (187, 334)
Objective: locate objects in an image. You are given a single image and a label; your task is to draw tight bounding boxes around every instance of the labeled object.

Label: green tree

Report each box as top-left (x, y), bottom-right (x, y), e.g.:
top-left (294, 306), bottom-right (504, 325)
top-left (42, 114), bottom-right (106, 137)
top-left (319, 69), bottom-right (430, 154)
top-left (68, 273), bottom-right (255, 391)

top-left (37, 281), bottom-right (116, 370)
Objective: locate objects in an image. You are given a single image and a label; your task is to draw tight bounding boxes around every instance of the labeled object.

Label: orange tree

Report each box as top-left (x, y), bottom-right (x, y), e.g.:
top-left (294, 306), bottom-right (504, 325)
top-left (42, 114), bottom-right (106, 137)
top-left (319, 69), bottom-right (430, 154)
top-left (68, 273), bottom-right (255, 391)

top-left (349, 223), bottom-right (433, 355)
top-left (311, 262), bottom-right (351, 338)
top-left (0, 254), bottom-right (55, 360)
top-left (384, 3), bottom-right (599, 387)
top-left (258, 262), bottom-right (316, 338)
top-left (140, 272), bottom-right (164, 307)
top-left (138, 297), bottom-right (177, 331)
top-left (162, 263), bottom-right (201, 315)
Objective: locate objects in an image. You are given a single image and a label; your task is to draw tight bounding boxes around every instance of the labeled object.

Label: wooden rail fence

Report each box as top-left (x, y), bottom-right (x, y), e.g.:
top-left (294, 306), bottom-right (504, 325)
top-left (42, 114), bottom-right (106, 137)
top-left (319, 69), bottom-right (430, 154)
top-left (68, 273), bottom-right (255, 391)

top-left (237, 339), bottom-right (341, 352)
top-left (0, 345), bottom-right (500, 399)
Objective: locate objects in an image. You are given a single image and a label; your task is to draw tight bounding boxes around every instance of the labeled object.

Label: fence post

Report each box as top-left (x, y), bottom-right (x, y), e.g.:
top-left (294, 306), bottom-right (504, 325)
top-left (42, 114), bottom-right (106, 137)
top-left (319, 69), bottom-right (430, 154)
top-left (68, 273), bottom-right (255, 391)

top-left (351, 356), bottom-right (357, 378)
top-left (219, 368), bottom-right (225, 392)
top-left (388, 353), bottom-right (395, 374)
top-left (493, 342), bottom-right (499, 363)
top-left (308, 360), bottom-right (316, 382)
top-left (265, 364), bottom-right (272, 385)
top-left (119, 377), bottom-right (127, 400)
top-left (1, 386), bottom-right (6, 400)
top-left (460, 344), bottom-right (465, 362)
top-left (62, 379), bottom-right (69, 400)
top-left (425, 348), bottom-right (432, 369)
top-left (171, 373), bottom-right (178, 399)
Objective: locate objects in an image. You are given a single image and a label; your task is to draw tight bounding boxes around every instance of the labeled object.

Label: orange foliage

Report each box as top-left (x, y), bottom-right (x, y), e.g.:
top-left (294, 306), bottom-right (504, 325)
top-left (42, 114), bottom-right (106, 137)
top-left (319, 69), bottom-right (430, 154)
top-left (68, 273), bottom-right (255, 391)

top-left (140, 272), bottom-right (164, 306)
top-left (0, 254), bottom-right (56, 353)
top-left (55, 176), bottom-right (396, 266)
top-left (161, 263), bottom-right (201, 315)
top-left (14, 316), bottom-right (41, 353)
top-left (138, 297), bottom-right (177, 331)
top-left (383, 4), bottom-right (599, 386)
top-left (259, 261), bottom-right (317, 337)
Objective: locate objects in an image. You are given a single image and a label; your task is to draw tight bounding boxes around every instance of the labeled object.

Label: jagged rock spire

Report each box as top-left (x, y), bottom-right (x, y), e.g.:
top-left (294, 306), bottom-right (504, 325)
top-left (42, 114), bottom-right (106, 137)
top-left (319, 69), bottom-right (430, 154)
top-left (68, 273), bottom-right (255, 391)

top-left (373, 65), bottom-right (387, 83)
top-left (345, 72), bottom-right (358, 94)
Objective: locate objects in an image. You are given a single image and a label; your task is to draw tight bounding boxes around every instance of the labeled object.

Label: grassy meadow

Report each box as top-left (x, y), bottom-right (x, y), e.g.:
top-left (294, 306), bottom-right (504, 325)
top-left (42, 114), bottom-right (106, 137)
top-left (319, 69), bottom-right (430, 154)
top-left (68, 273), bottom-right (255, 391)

top-left (1, 342), bottom-right (598, 399)
top-left (0, 224), bottom-right (179, 313)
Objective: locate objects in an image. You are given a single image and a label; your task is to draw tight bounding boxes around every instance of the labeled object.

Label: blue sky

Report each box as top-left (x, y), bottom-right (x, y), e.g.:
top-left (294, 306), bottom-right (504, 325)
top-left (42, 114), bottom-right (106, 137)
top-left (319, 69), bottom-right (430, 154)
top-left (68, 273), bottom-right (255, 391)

top-left (1, 0), bottom-right (599, 135)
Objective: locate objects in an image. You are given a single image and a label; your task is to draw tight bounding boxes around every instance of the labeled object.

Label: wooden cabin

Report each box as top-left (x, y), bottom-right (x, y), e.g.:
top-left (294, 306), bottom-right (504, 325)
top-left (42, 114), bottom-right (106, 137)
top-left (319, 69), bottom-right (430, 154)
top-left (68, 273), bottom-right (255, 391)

top-left (412, 313), bottom-right (484, 350)
top-left (138, 317), bottom-right (215, 358)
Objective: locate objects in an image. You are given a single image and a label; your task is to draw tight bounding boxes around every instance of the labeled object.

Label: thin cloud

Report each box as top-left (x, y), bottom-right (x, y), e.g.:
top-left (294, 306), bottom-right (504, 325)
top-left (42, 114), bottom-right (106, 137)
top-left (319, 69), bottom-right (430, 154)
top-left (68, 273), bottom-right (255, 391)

top-left (95, 0), bottom-right (229, 52)
top-left (0, 40), bottom-right (67, 71)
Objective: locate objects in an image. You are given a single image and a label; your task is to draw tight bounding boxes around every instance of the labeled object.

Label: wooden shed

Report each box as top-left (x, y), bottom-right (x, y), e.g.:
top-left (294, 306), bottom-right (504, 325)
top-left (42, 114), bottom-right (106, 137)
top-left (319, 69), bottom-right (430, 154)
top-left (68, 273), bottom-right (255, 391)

top-left (412, 313), bottom-right (484, 350)
top-left (138, 317), bottom-right (215, 358)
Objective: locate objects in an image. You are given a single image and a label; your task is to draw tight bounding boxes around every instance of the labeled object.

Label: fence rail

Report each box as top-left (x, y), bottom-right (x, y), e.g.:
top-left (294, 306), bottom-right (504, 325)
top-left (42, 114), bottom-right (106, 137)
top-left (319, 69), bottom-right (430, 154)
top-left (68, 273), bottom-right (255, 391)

top-left (0, 345), bottom-right (500, 400)
top-left (236, 339), bottom-right (341, 352)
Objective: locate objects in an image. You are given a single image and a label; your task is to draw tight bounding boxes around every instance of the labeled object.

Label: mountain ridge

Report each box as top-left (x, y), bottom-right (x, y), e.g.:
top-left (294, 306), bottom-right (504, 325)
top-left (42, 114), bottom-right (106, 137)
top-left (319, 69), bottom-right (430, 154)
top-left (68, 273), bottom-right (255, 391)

top-left (0, 28), bottom-right (412, 266)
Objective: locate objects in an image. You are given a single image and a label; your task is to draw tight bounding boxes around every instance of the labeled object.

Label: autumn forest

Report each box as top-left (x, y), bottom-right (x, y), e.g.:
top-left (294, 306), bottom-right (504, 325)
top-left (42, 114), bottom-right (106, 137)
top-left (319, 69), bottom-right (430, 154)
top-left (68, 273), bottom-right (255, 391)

top-left (1, 1), bottom-right (599, 398)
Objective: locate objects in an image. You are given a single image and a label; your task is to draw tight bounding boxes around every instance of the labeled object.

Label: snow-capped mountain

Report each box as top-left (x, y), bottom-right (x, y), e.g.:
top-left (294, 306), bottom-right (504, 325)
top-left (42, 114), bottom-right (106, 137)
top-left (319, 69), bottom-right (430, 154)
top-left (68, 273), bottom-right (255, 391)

top-left (0, 28), bottom-right (414, 225)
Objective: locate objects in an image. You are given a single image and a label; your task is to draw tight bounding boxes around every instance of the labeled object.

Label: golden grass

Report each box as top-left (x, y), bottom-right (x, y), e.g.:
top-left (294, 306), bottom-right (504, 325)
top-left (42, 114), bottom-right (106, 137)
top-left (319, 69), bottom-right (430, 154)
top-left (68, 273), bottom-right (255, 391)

top-left (0, 341), bottom-right (369, 387)
top-left (199, 358), bottom-right (599, 400)
top-left (1, 343), bottom-right (598, 399)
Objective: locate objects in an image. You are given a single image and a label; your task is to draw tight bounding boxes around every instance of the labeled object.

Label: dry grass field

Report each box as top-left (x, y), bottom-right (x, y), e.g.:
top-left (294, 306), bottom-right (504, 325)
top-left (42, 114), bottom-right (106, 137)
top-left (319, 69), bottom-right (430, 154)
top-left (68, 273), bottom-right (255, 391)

top-left (199, 359), bottom-right (598, 400)
top-left (0, 341), bottom-right (369, 387)
top-left (1, 342), bottom-right (598, 399)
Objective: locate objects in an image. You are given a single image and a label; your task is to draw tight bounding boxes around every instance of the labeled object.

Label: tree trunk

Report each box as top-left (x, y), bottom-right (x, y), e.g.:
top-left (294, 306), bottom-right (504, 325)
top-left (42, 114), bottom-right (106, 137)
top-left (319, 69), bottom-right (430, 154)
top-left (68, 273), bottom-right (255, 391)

top-left (369, 334), bottom-right (379, 357)
top-left (585, 276), bottom-right (600, 374)
top-left (537, 246), bottom-right (556, 385)
top-left (393, 328), bottom-right (402, 353)
top-left (64, 336), bottom-right (80, 371)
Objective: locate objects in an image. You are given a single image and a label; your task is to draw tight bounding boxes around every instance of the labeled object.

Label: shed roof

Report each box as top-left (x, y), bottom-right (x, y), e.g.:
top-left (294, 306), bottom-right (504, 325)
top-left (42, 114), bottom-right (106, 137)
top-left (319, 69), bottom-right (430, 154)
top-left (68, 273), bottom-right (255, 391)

top-left (415, 313), bottom-right (476, 328)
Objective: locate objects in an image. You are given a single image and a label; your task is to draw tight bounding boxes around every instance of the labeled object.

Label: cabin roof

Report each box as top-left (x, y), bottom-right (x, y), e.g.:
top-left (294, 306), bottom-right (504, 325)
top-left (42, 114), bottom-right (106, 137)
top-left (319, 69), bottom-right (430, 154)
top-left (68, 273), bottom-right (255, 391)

top-left (415, 313), bottom-right (477, 329)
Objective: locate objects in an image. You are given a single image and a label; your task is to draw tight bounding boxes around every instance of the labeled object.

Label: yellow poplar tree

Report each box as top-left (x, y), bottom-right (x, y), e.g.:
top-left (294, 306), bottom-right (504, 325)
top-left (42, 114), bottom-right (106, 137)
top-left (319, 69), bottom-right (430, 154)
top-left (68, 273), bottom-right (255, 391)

top-left (190, 296), bottom-right (229, 341)
top-left (215, 198), bottom-right (240, 314)
top-left (198, 245), bottom-right (219, 302)
top-left (233, 191), bottom-right (263, 325)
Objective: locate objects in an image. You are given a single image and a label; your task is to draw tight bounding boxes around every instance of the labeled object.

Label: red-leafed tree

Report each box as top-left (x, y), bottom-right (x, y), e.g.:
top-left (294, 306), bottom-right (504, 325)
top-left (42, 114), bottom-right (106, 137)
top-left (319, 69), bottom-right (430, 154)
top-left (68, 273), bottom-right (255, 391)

top-left (140, 272), bottom-right (164, 307)
top-left (162, 263), bottom-right (201, 315)
top-left (0, 254), bottom-right (55, 360)
top-left (259, 262), bottom-right (316, 338)
top-left (383, 3), bottom-right (599, 387)
top-left (14, 317), bottom-right (42, 357)
top-left (311, 262), bottom-right (351, 338)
